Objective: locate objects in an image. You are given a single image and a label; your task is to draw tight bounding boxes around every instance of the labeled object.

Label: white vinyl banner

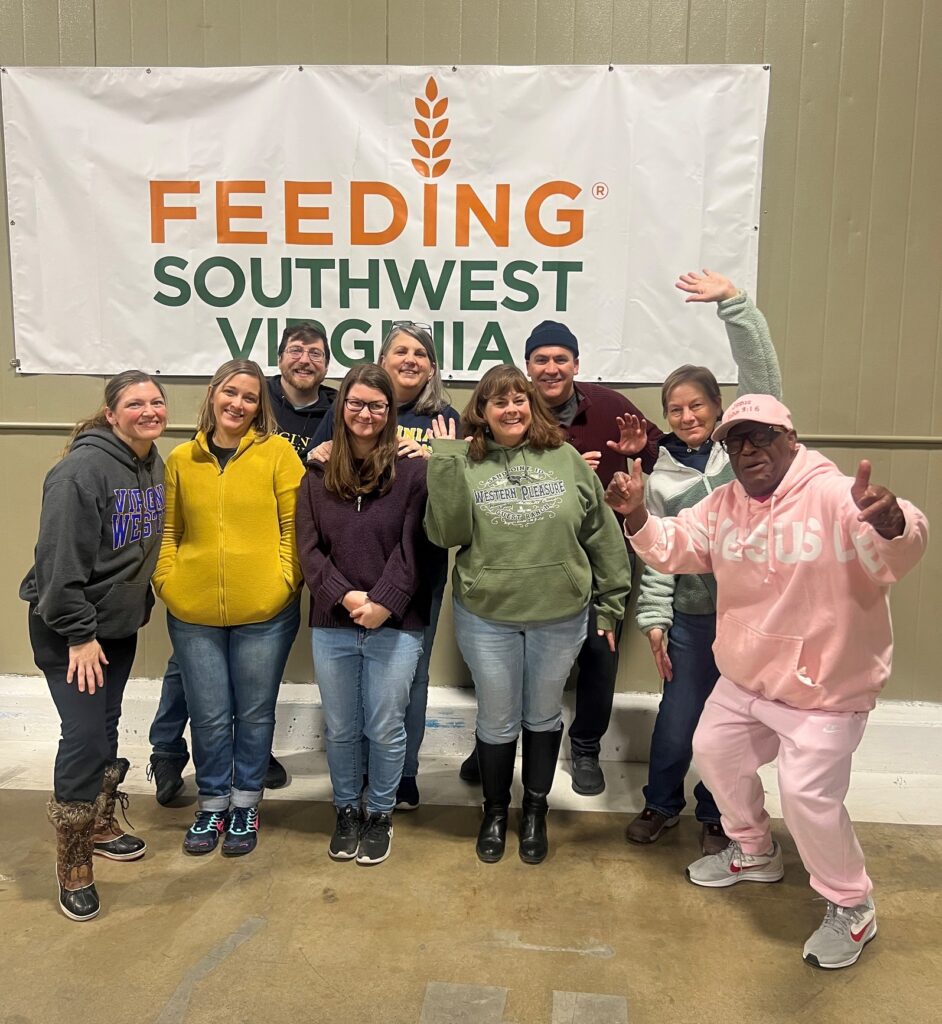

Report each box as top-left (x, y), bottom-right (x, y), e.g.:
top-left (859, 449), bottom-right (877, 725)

top-left (1, 65), bottom-right (769, 380)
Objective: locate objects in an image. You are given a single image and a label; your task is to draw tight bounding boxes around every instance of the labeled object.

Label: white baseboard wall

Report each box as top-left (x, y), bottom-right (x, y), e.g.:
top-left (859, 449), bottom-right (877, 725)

top-left (2, 675), bottom-right (940, 824)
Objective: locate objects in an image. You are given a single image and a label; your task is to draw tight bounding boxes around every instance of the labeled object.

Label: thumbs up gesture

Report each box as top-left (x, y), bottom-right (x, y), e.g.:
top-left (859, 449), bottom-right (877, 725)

top-left (851, 460), bottom-right (905, 539)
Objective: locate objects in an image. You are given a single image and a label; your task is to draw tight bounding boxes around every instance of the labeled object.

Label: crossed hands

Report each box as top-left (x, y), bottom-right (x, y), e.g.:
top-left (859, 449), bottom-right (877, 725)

top-left (852, 460), bottom-right (904, 539)
top-left (341, 590), bottom-right (391, 629)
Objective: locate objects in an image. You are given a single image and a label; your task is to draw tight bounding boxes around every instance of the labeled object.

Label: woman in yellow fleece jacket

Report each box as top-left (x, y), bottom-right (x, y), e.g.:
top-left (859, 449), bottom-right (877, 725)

top-left (154, 359), bottom-right (304, 858)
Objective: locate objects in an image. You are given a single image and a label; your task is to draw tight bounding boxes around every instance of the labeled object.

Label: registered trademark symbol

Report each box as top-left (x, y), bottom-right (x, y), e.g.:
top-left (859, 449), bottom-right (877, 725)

top-left (592, 182), bottom-right (609, 199)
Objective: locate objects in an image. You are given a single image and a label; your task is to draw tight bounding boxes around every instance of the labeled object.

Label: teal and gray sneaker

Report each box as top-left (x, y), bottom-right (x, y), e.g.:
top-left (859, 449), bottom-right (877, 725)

top-left (803, 897), bottom-right (877, 969)
top-left (222, 806), bottom-right (259, 857)
top-left (686, 840), bottom-right (784, 887)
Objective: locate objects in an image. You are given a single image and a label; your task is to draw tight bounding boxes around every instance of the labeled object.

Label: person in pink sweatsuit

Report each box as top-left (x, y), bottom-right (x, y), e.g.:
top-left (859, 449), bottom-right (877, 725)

top-left (604, 394), bottom-right (928, 970)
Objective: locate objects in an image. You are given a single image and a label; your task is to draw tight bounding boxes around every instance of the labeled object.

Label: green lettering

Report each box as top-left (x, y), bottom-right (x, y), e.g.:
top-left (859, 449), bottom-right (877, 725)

top-left (383, 259), bottom-right (456, 310)
top-left (541, 261), bottom-right (582, 312)
top-left (331, 320), bottom-right (374, 367)
top-left (194, 257), bottom-right (245, 308)
top-left (217, 317), bottom-right (261, 359)
top-left (468, 322), bottom-right (512, 371)
top-left (338, 260), bottom-right (379, 309)
top-left (295, 259), bottom-right (335, 307)
top-left (251, 258), bottom-right (292, 308)
top-left (500, 260), bottom-right (539, 312)
top-left (153, 257), bottom-right (190, 307)
top-left (460, 261), bottom-right (498, 311)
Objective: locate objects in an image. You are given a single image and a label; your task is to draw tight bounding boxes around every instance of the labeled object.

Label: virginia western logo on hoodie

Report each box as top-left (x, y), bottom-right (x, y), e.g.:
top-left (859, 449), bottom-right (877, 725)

top-left (112, 485), bottom-right (165, 549)
top-left (473, 466), bottom-right (566, 527)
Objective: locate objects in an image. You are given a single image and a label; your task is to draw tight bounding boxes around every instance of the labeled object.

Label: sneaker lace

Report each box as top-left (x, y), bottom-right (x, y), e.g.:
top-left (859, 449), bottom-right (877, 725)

top-left (193, 810), bottom-right (224, 832)
top-left (816, 899), bottom-right (868, 936)
top-left (362, 813), bottom-right (389, 840)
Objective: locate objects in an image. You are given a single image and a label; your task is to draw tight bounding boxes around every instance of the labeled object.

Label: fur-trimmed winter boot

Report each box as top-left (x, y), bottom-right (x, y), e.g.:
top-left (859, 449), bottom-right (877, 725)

top-left (92, 759), bottom-right (146, 861)
top-left (47, 796), bottom-right (101, 921)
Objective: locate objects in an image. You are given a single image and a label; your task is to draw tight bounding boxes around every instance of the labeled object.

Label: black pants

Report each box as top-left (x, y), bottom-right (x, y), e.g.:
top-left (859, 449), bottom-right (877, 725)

top-left (567, 606), bottom-right (624, 758)
top-left (28, 608), bottom-right (137, 803)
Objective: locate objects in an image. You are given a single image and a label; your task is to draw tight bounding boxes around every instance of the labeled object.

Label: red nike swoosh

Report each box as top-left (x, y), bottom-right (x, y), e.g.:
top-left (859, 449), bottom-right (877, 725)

top-left (850, 921), bottom-right (873, 942)
top-left (730, 862), bottom-right (768, 873)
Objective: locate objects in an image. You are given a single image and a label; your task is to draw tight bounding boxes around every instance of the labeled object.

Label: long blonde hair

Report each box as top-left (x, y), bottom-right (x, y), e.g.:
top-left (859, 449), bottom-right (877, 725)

top-left (196, 360), bottom-right (277, 440)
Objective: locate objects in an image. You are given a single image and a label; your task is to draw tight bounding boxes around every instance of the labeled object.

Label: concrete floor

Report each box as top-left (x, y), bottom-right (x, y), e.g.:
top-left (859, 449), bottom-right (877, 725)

top-left (1, 786), bottom-right (940, 1024)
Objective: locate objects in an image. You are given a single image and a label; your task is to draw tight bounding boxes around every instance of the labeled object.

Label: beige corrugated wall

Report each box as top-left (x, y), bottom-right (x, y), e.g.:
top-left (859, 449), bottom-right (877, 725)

top-left (1, 1), bottom-right (939, 701)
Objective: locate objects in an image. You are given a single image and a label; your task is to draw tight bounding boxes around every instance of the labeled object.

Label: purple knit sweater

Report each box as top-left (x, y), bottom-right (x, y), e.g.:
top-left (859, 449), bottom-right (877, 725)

top-left (295, 456), bottom-right (431, 631)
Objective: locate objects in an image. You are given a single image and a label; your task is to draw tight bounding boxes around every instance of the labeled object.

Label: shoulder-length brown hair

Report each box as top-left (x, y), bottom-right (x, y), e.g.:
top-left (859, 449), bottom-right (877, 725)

top-left (195, 359), bottom-right (277, 440)
top-left (324, 363), bottom-right (399, 499)
top-left (462, 365), bottom-right (563, 463)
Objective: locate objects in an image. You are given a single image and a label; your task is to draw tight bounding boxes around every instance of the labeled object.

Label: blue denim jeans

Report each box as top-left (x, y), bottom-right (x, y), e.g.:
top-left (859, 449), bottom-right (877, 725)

top-left (643, 610), bottom-right (721, 823)
top-left (402, 574), bottom-right (446, 777)
top-left (167, 599), bottom-right (300, 811)
top-left (148, 655), bottom-right (190, 758)
top-left (453, 598), bottom-right (589, 744)
top-left (313, 625), bottom-right (423, 814)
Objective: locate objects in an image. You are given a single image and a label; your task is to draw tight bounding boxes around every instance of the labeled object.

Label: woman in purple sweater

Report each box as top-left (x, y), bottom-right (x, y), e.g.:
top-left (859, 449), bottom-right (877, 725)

top-left (295, 364), bottom-right (430, 867)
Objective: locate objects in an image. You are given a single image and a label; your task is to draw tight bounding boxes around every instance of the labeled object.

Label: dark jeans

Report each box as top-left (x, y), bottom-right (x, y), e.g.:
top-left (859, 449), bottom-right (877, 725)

top-left (643, 610), bottom-right (721, 823)
top-left (29, 607), bottom-right (137, 803)
top-left (567, 606), bottom-right (624, 758)
top-left (148, 654), bottom-right (189, 758)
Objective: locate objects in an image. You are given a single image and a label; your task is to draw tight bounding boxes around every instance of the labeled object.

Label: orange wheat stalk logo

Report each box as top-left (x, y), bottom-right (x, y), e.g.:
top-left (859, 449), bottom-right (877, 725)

top-left (411, 76), bottom-right (450, 178)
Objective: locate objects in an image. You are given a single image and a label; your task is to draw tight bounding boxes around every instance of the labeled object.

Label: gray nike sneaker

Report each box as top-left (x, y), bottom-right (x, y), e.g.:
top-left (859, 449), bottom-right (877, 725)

top-left (686, 840), bottom-right (784, 887)
top-left (803, 897), bottom-right (877, 969)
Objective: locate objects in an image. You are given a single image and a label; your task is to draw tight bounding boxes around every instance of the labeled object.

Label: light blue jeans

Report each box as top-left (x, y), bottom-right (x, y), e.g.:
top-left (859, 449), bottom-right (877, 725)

top-left (167, 599), bottom-right (299, 811)
top-left (453, 599), bottom-right (589, 744)
top-left (312, 625), bottom-right (423, 814)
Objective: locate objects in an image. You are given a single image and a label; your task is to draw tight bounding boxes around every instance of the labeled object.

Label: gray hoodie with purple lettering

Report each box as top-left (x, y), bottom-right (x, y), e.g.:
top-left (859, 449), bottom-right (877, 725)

top-left (20, 428), bottom-right (165, 644)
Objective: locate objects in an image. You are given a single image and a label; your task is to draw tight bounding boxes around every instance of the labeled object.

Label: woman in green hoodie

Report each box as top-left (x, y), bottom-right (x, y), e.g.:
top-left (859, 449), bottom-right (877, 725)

top-left (426, 365), bottom-right (630, 865)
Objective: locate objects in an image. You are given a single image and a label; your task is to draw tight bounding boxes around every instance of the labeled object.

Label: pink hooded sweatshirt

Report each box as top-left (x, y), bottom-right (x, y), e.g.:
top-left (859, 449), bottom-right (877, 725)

top-left (628, 446), bottom-right (928, 712)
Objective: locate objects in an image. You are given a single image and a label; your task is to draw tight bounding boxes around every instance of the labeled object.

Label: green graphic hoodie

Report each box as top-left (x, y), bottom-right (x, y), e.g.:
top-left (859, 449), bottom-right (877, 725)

top-left (425, 438), bottom-right (630, 630)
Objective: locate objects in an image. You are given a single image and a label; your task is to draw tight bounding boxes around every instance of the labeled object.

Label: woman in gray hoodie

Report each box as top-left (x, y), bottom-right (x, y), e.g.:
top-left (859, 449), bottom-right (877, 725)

top-left (20, 370), bottom-right (168, 922)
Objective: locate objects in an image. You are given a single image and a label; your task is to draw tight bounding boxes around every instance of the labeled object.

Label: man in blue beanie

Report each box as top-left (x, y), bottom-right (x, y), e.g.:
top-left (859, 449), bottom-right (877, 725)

top-left (459, 320), bottom-right (662, 796)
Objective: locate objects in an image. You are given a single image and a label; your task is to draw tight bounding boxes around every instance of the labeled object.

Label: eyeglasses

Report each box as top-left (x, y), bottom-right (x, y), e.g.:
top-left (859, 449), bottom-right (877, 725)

top-left (283, 345), bottom-right (327, 363)
top-left (391, 320), bottom-right (432, 332)
top-left (344, 398), bottom-right (389, 415)
top-left (720, 424), bottom-right (783, 455)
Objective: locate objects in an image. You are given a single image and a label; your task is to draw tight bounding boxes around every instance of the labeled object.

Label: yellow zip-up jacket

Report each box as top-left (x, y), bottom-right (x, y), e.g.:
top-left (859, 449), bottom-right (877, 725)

top-left (154, 430), bottom-right (304, 626)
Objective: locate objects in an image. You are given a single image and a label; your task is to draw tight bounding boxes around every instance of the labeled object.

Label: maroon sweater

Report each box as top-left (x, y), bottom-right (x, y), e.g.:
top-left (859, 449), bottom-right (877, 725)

top-left (561, 382), bottom-right (662, 483)
top-left (295, 457), bottom-right (431, 631)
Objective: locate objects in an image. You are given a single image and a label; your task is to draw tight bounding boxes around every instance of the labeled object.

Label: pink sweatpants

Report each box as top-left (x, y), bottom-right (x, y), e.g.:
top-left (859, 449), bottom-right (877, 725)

top-left (693, 676), bottom-right (872, 906)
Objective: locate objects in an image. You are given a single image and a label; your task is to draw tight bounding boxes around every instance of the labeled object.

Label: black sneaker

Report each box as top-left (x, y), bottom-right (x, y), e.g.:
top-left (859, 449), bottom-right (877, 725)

top-left (222, 806), bottom-right (259, 857)
top-left (356, 812), bottom-right (393, 865)
top-left (147, 753), bottom-right (187, 806)
top-left (570, 754), bottom-right (606, 796)
top-left (264, 753), bottom-right (289, 790)
top-left (183, 810), bottom-right (227, 855)
top-left (328, 805), bottom-right (361, 860)
top-left (395, 776), bottom-right (420, 812)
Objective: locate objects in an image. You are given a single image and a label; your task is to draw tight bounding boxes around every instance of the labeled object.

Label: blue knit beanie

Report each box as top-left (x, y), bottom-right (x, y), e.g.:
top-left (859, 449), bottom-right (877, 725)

top-left (524, 321), bottom-right (579, 360)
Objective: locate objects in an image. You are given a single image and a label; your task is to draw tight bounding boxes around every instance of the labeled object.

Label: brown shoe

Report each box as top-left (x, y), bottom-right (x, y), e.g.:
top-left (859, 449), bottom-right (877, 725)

top-left (48, 796), bottom-right (101, 921)
top-left (700, 821), bottom-right (730, 856)
top-left (626, 807), bottom-right (680, 844)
